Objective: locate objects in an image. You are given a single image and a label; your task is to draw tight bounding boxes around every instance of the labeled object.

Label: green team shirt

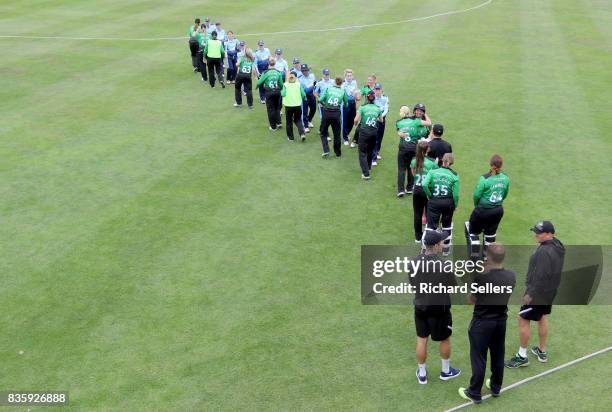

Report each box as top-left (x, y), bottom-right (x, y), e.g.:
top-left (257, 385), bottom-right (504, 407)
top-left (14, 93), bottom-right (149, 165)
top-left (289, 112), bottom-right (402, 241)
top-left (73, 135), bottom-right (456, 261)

top-left (396, 117), bottom-right (424, 144)
top-left (238, 57), bottom-right (255, 75)
top-left (410, 157), bottom-right (439, 188)
top-left (422, 167), bottom-right (460, 208)
top-left (188, 25), bottom-right (196, 37)
top-left (473, 172), bottom-right (510, 208)
top-left (256, 69), bottom-right (284, 91)
top-left (358, 104), bottom-right (383, 129)
top-left (319, 86), bottom-right (348, 110)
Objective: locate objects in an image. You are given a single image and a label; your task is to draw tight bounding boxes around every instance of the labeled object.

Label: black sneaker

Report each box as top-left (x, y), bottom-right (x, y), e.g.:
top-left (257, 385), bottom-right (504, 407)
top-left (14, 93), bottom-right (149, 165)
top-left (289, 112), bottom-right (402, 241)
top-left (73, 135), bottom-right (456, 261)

top-left (458, 388), bottom-right (481, 404)
top-left (486, 378), bottom-right (500, 397)
top-left (531, 346), bottom-right (548, 363)
top-left (505, 353), bottom-right (529, 368)
top-left (397, 191), bottom-right (405, 198)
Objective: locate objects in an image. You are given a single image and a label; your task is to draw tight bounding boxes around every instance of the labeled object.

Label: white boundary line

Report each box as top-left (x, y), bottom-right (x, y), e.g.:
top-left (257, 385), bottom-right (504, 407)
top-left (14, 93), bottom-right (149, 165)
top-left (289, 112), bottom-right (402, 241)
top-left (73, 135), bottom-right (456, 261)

top-left (444, 345), bottom-right (612, 412)
top-left (0, 0), bottom-right (492, 42)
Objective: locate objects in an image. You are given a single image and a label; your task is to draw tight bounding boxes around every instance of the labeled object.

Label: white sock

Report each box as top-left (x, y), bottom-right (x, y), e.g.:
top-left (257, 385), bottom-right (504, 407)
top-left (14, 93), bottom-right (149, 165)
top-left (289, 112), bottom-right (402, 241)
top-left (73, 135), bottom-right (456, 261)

top-left (442, 358), bottom-right (450, 374)
top-left (518, 346), bottom-right (528, 358)
top-left (418, 363), bottom-right (426, 376)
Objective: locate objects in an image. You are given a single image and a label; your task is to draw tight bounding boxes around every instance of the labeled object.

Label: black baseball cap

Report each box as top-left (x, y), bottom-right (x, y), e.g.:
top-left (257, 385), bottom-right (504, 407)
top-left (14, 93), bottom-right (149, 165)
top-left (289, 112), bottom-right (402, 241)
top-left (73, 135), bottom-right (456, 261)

top-left (301, 63), bottom-right (309, 71)
top-left (432, 124), bottom-right (444, 136)
top-left (530, 221), bottom-right (555, 234)
top-left (414, 103), bottom-right (426, 112)
top-left (423, 231), bottom-right (445, 246)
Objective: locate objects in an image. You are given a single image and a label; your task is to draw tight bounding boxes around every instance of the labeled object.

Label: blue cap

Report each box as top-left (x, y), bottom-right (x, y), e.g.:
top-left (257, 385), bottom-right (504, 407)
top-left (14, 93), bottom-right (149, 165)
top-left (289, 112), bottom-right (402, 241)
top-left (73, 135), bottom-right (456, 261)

top-left (257, 39), bottom-right (264, 45)
top-left (374, 82), bottom-right (382, 89)
top-left (275, 48), bottom-right (282, 54)
top-left (322, 68), bottom-right (330, 75)
top-left (292, 57), bottom-right (300, 64)
top-left (300, 63), bottom-right (309, 71)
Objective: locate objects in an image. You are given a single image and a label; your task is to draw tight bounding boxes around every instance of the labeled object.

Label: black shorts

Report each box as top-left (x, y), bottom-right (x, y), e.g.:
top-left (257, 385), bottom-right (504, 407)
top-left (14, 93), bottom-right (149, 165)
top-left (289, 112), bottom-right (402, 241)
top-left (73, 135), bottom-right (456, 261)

top-left (414, 307), bottom-right (453, 341)
top-left (519, 305), bottom-right (552, 321)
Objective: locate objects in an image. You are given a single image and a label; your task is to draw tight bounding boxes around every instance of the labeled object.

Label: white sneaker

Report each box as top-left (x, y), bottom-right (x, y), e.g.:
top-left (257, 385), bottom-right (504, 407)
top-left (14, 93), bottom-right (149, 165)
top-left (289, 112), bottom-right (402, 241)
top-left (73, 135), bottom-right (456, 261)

top-left (397, 191), bottom-right (405, 198)
top-left (233, 103), bottom-right (241, 107)
top-left (350, 142), bottom-right (356, 148)
top-left (322, 152), bottom-right (329, 158)
top-left (361, 174), bottom-right (370, 180)
top-left (308, 122), bottom-right (314, 128)
top-left (305, 128), bottom-right (310, 133)
top-left (376, 155), bottom-right (382, 160)
top-left (300, 135), bottom-right (306, 142)
top-left (343, 140), bottom-right (349, 146)
top-left (269, 127), bottom-right (277, 131)
top-left (327, 136), bottom-right (331, 142)
top-left (260, 100), bottom-right (266, 104)
top-left (372, 160), bottom-right (378, 166)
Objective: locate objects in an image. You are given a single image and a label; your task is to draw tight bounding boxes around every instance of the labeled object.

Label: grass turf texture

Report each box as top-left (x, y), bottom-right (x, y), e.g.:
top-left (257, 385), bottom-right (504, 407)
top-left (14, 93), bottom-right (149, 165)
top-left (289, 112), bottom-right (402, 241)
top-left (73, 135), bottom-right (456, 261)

top-left (1, 0), bottom-right (611, 410)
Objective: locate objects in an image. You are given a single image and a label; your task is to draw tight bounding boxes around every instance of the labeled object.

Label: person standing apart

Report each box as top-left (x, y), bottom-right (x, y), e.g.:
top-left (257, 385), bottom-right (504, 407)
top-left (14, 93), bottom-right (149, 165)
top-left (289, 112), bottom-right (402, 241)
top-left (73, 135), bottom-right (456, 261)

top-left (372, 83), bottom-right (389, 166)
top-left (397, 105), bottom-right (432, 197)
top-left (458, 243), bottom-right (516, 404)
top-left (341, 69), bottom-right (358, 146)
top-left (224, 31), bottom-right (239, 84)
top-left (256, 57), bottom-right (284, 131)
top-left (255, 41), bottom-right (271, 104)
top-left (353, 91), bottom-right (383, 180)
top-left (204, 31), bottom-right (225, 88)
top-left (318, 76), bottom-right (348, 157)
top-left (281, 71), bottom-right (306, 142)
top-left (298, 64), bottom-right (317, 132)
top-left (422, 153), bottom-right (460, 256)
top-left (234, 48), bottom-right (256, 109)
top-left (188, 18), bottom-right (201, 72)
top-left (505, 221), bottom-right (565, 368)
top-left (410, 231), bottom-right (461, 385)
top-left (314, 68), bottom-right (333, 136)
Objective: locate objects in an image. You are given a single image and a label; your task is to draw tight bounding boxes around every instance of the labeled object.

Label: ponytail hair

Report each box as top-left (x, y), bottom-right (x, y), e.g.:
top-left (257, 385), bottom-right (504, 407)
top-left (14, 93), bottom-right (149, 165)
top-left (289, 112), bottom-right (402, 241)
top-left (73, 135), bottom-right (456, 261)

top-left (399, 105), bottom-right (410, 118)
top-left (413, 141), bottom-right (429, 175)
top-left (245, 48), bottom-right (255, 61)
top-left (490, 154), bottom-right (503, 174)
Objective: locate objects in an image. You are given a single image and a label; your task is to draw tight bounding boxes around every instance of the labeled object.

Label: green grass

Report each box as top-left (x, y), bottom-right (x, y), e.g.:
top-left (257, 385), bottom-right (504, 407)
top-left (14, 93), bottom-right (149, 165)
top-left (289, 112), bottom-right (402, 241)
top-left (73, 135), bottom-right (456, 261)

top-left (1, 0), bottom-right (611, 410)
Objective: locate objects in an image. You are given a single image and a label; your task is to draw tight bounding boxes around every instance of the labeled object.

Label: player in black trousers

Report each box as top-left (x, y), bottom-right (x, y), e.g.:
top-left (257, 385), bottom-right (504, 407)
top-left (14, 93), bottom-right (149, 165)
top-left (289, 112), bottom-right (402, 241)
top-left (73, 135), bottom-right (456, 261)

top-left (465, 155), bottom-right (510, 260)
top-left (411, 141), bottom-right (438, 243)
top-left (422, 153), bottom-right (460, 256)
top-left (188, 18), bottom-right (201, 72)
top-left (459, 243), bottom-right (516, 404)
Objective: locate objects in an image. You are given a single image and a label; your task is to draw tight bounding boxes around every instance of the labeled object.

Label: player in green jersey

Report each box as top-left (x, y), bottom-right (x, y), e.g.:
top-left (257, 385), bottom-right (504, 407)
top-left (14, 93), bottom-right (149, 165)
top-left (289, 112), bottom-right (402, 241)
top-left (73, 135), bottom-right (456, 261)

top-left (352, 74), bottom-right (377, 146)
top-left (464, 155), bottom-right (510, 260)
top-left (256, 57), bottom-right (285, 131)
top-left (411, 141), bottom-right (439, 243)
top-left (397, 105), bottom-right (432, 197)
top-left (196, 26), bottom-right (208, 82)
top-left (234, 48), bottom-right (256, 109)
top-left (319, 76), bottom-right (349, 157)
top-left (353, 91), bottom-right (383, 178)
top-left (188, 18), bottom-right (201, 72)
top-left (422, 153), bottom-right (460, 256)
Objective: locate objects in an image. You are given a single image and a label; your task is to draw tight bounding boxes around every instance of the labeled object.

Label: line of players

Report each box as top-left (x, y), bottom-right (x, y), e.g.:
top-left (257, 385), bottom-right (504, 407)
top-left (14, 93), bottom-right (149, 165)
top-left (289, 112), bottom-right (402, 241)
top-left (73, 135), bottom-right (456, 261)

top-left (187, 17), bottom-right (510, 263)
top-left (186, 17), bottom-right (571, 406)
